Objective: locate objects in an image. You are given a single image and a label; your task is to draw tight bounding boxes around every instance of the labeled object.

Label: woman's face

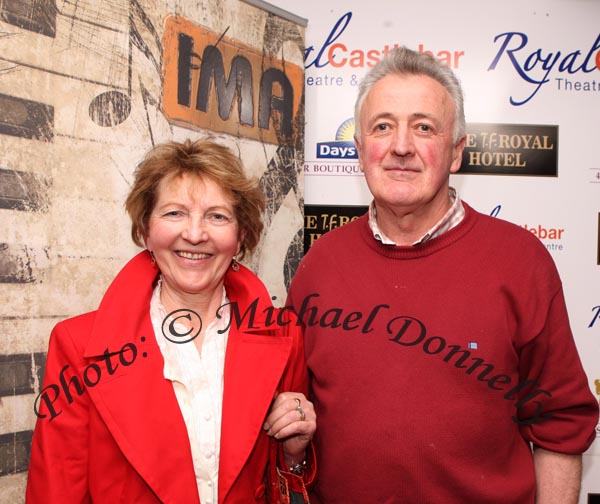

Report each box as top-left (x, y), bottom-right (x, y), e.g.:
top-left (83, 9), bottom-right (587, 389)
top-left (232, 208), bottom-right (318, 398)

top-left (145, 173), bottom-right (241, 303)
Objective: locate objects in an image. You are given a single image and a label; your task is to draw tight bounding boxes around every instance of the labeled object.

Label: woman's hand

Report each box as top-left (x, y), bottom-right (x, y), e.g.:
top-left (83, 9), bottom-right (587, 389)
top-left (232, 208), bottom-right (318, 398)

top-left (263, 392), bottom-right (316, 464)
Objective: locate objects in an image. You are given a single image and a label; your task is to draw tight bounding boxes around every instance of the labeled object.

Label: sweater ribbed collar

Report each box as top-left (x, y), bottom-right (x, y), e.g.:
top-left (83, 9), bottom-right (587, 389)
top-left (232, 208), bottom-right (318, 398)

top-left (358, 201), bottom-right (478, 259)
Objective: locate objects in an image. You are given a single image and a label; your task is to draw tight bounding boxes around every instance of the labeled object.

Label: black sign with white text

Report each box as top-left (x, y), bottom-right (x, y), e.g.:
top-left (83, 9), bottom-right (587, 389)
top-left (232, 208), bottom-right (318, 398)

top-left (304, 205), bottom-right (368, 252)
top-left (459, 123), bottom-right (558, 176)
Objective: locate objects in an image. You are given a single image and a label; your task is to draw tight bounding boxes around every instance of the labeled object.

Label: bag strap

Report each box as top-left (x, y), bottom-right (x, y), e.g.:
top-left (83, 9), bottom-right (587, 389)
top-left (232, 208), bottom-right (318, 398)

top-left (267, 436), bottom-right (290, 504)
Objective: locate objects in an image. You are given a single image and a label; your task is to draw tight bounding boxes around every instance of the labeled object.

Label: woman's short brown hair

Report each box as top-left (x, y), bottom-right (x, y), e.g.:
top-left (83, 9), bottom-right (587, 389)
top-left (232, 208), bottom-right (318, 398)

top-left (125, 138), bottom-right (265, 260)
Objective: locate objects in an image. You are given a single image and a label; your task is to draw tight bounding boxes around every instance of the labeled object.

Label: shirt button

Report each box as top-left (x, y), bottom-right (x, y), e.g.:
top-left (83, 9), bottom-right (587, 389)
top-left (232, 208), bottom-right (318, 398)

top-left (204, 411), bottom-right (212, 421)
top-left (205, 451), bottom-right (214, 459)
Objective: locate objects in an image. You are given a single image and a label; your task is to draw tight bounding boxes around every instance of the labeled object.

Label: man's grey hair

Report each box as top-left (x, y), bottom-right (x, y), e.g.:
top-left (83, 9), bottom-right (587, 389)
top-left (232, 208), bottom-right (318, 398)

top-left (354, 46), bottom-right (466, 144)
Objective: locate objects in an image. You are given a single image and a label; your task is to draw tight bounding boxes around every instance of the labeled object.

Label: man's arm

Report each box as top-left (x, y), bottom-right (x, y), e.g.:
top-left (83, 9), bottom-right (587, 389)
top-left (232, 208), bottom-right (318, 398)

top-left (533, 447), bottom-right (582, 504)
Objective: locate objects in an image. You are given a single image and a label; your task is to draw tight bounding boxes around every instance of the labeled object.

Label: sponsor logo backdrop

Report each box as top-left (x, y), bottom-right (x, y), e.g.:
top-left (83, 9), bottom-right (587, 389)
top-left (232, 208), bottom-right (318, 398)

top-left (272, 0), bottom-right (600, 499)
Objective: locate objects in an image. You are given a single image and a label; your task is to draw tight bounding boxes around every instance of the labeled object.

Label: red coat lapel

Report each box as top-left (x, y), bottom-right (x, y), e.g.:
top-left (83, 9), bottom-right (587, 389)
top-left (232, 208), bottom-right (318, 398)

top-left (218, 326), bottom-right (293, 501)
top-left (217, 265), bottom-right (294, 501)
top-left (83, 252), bottom-right (200, 504)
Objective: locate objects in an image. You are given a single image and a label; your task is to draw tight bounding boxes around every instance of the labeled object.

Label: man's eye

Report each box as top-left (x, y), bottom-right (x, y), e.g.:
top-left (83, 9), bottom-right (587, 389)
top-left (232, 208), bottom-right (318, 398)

top-left (418, 124), bottom-right (431, 132)
top-left (372, 123), bottom-right (390, 134)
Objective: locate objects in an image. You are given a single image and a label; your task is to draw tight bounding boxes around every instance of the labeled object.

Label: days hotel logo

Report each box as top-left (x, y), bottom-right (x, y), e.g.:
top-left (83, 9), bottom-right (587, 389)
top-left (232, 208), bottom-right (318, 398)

top-left (316, 118), bottom-right (358, 159)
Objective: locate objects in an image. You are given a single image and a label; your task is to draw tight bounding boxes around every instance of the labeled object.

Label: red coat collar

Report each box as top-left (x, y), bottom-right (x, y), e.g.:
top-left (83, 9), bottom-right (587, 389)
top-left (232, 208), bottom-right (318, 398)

top-left (84, 250), bottom-right (278, 355)
top-left (82, 251), bottom-right (294, 503)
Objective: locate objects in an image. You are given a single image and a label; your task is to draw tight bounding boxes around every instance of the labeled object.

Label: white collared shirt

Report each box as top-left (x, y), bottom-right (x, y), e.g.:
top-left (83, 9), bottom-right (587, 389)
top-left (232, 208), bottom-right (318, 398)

top-left (150, 279), bottom-right (230, 504)
top-left (368, 187), bottom-right (464, 245)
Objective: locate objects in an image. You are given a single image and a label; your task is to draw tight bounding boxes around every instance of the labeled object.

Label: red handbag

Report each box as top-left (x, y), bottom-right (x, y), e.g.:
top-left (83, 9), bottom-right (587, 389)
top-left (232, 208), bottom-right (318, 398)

top-left (266, 438), bottom-right (310, 504)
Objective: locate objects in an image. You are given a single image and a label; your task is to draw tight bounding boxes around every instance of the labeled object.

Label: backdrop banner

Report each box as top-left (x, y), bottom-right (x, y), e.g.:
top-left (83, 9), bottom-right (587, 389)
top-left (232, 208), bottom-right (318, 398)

top-left (273, 0), bottom-right (600, 500)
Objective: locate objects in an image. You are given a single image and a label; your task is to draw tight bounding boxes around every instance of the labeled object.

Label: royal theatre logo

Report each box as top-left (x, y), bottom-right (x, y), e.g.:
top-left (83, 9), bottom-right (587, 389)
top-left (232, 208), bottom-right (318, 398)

top-left (487, 31), bottom-right (600, 105)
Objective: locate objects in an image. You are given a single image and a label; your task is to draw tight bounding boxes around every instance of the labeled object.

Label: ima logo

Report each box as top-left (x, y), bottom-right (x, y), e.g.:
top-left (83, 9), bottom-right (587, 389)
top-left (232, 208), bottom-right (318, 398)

top-left (161, 16), bottom-right (303, 144)
top-left (316, 118), bottom-right (358, 159)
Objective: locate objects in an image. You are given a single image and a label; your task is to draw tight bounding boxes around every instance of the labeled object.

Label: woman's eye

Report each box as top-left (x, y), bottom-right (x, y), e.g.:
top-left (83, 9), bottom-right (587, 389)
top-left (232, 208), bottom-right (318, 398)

top-left (162, 210), bottom-right (183, 218)
top-left (206, 212), bottom-right (232, 224)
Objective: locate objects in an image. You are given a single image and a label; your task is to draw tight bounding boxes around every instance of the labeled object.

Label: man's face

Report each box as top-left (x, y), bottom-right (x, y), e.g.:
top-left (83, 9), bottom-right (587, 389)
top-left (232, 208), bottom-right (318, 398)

top-left (355, 73), bottom-right (465, 220)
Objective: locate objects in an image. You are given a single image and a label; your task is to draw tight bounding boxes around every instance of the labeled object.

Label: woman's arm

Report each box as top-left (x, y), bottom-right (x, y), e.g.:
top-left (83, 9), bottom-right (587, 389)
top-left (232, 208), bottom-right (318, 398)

top-left (26, 321), bottom-right (91, 503)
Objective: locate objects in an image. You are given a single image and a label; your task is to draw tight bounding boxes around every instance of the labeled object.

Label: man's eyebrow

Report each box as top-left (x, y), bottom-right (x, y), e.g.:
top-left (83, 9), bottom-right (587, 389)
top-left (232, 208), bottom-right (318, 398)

top-left (367, 112), bottom-right (395, 123)
top-left (366, 111), bottom-right (440, 124)
top-left (410, 112), bottom-right (438, 121)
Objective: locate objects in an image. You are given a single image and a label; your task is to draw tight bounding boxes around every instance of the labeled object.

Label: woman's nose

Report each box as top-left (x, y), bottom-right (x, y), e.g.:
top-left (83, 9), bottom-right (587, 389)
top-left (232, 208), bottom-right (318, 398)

top-left (181, 214), bottom-right (209, 243)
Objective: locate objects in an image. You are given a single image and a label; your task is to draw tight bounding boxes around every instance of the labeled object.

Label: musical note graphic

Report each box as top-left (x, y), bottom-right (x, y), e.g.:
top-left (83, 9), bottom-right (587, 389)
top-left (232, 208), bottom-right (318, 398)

top-left (88, 0), bottom-right (163, 129)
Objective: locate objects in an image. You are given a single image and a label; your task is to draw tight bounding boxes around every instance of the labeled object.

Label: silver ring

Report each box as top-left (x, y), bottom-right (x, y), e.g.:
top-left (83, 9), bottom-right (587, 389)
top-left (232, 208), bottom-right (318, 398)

top-left (295, 398), bottom-right (306, 421)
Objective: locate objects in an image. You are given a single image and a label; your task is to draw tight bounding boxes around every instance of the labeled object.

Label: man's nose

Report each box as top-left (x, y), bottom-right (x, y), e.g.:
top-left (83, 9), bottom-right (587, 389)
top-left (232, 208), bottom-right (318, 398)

top-left (391, 126), bottom-right (415, 156)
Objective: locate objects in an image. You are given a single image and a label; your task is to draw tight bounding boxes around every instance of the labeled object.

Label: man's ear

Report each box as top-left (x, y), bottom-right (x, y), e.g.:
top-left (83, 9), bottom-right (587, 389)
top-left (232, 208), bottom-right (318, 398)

top-left (354, 135), bottom-right (364, 172)
top-left (450, 135), bottom-right (466, 174)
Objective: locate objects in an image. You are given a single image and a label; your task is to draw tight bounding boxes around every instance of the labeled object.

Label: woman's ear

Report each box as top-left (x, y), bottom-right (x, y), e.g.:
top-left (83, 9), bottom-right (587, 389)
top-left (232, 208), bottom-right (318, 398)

top-left (237, 231), bottom-right (246, 256)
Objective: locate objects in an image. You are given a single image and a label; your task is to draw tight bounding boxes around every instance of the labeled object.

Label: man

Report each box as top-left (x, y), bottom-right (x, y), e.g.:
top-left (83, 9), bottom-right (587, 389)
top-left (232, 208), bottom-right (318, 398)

top-left (288, 47), bottom-right (598, 503)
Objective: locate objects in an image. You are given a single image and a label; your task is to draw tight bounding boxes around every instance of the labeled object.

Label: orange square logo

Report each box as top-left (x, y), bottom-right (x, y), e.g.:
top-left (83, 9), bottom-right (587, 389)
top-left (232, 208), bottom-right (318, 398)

top-left (162, 16), bottom-right (303, 145)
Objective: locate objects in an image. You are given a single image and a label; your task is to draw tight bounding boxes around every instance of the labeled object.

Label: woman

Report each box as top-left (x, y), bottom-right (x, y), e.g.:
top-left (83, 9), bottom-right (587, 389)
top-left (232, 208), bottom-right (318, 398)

top-left (27, 138), bottom-right (316, 503)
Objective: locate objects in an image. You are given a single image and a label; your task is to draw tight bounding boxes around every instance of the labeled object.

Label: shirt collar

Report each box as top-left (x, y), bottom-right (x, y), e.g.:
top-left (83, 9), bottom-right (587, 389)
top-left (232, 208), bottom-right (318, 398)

top-left (368, 187), bottom-right (464, 246)
top-left (150, 277), bottom-right (230, 383)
